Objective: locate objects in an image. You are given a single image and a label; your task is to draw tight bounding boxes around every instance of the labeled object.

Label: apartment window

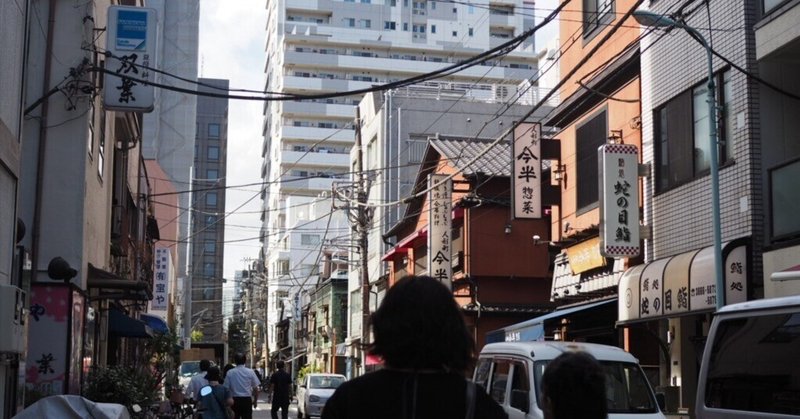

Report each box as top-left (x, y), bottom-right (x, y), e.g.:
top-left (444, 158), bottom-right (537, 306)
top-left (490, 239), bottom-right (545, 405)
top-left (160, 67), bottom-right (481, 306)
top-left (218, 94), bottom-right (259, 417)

top-left (413, 1), bottom-right (425, 8)
top-left (208, 123), bottom-right (220, 138)
top-left (301, 234), bottom-right (321, 245)
top-left (208, 145), bottom-right (219, 161)
top-left (771, 158), bottom-right (800, 240)
top-left (384, 21), bottom-right (396, 30)
top-left (468, 4), bottom-right (474, 13)
top-left (583, 0), bottom-right (614, 38)
top-left (452, 30), bottom-right (458, 36)
top-left (468, 27), bottom-right (474, 36)
top-left (431, 1), bottom-right (436, 9)
top-left (344, 17), bottom-right (355, 27)
top-left (204, 241), bottom-right (216, 254)
top-left (403, 22), bottom-right (409, 31)
top-left (655, 70), bottom-right (733, 192)
top-left (205, 215), bottom-right (217, 228)
top-left (276, 260), bottom-right (290, 275)
top-left (359, 19), bottom-right (371, 28)
top-left (206, 192), bottom-right (218, 207)
top-left (361, 0), bottom-right (371, 3)
top-left (452, 7), bottom-right (457, 13)
top-left (203, 262), bottom-right (215, 277)
top-left (763, 0), bottom-right (783, 13)
top-left (575, 110), bottom-right (607, 211)
top-left (412, 24), bottom-right (426, 33)
top-left (389, 0), bottom-right (396, 5)
top-left (404, 0), bottom-right (409, 6)
top-left (431, 24), bottom-right (436, 33)
top-left (206, 169), bottom-right (218, 180)
top-left (345, 0), bottom-right (355, 2)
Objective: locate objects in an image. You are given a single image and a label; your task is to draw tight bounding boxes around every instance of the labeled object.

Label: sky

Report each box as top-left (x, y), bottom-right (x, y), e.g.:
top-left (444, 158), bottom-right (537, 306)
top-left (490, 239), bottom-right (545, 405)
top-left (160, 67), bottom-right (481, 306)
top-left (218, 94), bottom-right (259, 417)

top-left (198, 1), bottom-right (267, 282)
top-left (196, 0), bottom-right (561, 283)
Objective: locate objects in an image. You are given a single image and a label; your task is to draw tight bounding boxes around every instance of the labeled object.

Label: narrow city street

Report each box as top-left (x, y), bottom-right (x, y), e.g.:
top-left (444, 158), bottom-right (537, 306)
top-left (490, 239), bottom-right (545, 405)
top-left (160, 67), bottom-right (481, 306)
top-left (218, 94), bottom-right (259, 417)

top-left (252, 394), bottom-right (299, 419)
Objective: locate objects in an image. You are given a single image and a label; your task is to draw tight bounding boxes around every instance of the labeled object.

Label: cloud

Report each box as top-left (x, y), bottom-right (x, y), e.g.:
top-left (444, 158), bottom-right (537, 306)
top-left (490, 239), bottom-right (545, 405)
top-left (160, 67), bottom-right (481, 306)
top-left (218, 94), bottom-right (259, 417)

top-left (199, 0), bottom-right (266, 279)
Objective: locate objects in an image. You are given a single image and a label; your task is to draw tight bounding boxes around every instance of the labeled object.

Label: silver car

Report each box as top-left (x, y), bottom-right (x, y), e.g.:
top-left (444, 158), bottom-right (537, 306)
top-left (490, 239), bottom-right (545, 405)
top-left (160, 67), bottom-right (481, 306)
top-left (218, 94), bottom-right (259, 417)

top-left (297, 373), bottom-right (346, 418)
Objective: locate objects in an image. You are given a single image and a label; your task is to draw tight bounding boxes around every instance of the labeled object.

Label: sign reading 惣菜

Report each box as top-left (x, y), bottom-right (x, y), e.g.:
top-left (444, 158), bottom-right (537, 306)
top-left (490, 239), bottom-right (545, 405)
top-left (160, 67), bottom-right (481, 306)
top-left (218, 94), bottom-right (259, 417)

top-left (512, 123), bottom-right (542, 219)
top-left (103, 6), bottom-right (157, 112)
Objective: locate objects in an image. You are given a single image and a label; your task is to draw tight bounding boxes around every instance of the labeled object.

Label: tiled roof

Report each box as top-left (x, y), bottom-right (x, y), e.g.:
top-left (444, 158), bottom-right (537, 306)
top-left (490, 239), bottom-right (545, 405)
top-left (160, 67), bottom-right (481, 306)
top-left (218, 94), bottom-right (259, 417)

top-left (430, 137), bottom-right (511, 177)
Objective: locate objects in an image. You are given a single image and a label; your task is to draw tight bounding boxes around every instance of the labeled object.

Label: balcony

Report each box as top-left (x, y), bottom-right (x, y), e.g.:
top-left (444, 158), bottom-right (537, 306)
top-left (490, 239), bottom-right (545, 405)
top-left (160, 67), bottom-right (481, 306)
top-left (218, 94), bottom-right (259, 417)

top-left (755, 1), bottom-right (800, 60)
top-left (277, 125), bottom-right (354, 143)
top-left (283, 75), bottom-right (374, 93)
top-left (278, 174), bottom-right (339, 193)
top-left (281, 100), bottom-right (355, 119)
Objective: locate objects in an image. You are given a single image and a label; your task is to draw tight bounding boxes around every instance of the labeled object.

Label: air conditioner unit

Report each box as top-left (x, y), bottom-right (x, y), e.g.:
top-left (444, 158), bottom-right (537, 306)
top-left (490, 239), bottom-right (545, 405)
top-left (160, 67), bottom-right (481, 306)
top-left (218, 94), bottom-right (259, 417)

top-left (0, 284), bottom-right (26, 354)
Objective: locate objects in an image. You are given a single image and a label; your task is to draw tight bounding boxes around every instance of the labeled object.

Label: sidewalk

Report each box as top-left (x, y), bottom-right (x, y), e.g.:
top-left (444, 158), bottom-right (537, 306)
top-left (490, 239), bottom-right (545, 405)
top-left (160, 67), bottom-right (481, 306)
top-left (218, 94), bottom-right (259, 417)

top-left (252, 393), bottom-right (298, 419)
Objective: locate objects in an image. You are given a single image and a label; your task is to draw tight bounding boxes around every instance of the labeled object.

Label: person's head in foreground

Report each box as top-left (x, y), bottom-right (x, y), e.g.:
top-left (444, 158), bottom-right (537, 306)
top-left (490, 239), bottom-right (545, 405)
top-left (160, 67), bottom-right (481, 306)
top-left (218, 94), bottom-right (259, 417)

top-left (541, 351), bottom-right (608, 419)
top-left (368, 275), bottom-right (473, 373)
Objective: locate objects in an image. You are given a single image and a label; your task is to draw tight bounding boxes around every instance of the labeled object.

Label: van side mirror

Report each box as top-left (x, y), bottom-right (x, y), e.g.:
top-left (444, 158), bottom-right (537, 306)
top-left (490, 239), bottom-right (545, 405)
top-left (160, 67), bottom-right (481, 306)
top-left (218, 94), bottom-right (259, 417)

top-left (655, 392), bottom-right (666, 411)
top-left (510, 389), bottom-right (530, 413)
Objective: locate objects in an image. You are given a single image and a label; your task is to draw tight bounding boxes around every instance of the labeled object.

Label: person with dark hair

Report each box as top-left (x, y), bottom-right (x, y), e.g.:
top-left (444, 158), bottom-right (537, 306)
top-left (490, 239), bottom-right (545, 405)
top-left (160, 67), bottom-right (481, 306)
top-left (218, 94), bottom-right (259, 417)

top-left (540, 351), bottom-right (608, 419)
top-left (268, 360), bottom-right (292, 419)
top-left (322, 275), bottom-right (507, 419)
top-left (198, 366), bottom-right (234, 419)
top-left (223, 353), bottom-right (261, 419)
top-left (185, 359), bottom-right (211, 401)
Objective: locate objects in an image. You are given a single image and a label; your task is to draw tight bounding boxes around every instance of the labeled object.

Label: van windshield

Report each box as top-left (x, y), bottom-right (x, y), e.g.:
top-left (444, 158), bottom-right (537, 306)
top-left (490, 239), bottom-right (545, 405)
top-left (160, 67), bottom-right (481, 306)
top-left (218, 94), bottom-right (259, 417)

top-left (534, 360), bottom-right (658, 414)
top-left (704, 312), bottom-right (800, 415)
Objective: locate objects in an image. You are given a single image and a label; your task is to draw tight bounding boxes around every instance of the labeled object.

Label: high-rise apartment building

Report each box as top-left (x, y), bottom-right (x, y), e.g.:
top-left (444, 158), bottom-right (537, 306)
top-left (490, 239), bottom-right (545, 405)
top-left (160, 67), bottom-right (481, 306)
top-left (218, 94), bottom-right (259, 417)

top-left (189, 78), bottom-right (229, 344)
top-left (261, 0), bottom-right (542, 359)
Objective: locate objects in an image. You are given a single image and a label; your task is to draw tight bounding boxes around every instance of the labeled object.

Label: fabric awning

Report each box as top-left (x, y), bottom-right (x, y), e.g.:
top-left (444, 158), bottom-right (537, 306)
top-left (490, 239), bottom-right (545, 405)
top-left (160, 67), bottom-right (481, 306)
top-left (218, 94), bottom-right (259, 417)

top-left (140, 313), bottom-right (169, 334)
top-left (486, 298), bottom-right (617, 343)
top-left (617, 238), bottom-right (749, 325)
top-left (109, 309), bottom-right (153, 338)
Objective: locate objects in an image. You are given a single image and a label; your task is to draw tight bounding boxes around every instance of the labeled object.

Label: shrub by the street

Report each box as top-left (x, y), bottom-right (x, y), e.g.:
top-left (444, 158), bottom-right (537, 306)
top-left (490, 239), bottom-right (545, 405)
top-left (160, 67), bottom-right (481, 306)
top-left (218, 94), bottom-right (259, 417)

top-left (83, 365), bottom-right (160, 413)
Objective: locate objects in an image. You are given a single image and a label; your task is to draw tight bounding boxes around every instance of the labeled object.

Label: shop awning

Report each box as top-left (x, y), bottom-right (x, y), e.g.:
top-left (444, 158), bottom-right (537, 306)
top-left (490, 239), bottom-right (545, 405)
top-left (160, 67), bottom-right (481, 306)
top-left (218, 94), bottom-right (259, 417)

top-left (88, 263), bottom-right (153, 301)
top-left (382, 229), bottom-right (427, 261)
top-left (109, 309), bottom-right (153, 339)
top-left (486, 298), bottom-right (617, 343)
top-left (551, 249), bottom-right (624, 301)
top-left (617, 238), bottom-right (749, 325)
top-left (140, 313), bottom-right (169, 334)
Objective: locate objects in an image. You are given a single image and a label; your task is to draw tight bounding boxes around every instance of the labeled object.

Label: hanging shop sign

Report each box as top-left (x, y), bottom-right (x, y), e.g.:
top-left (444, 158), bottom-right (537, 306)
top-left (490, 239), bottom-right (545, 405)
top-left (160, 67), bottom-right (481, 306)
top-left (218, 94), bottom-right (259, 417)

top-left (104, 6), bottom-right (158, 112)
top-left (427, 174), bottom-right (452, 290)
top-left (599, 144), bottom-right (640, 258)
top-left (512, 122), bottom-right (542, 219)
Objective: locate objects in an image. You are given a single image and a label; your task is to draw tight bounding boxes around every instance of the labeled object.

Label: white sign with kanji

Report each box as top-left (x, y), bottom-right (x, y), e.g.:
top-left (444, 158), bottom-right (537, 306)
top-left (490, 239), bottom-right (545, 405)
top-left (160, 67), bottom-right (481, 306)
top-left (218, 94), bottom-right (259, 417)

top-left (512, 123), bottom-right (542, 219)
top-left (427, 174), bottom-right (452, 290)
top-left (151, 247), bottom-right (170, 311)
top-left (103, 6), bottom-right (157, 112)
top-left (599, 144), bottom-right (640, 258)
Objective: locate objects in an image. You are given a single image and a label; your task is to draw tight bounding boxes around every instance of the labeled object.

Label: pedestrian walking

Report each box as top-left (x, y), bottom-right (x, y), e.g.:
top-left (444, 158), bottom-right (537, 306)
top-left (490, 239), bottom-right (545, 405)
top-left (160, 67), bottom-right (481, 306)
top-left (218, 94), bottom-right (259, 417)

top-left (223, 353), bottom-right (261, 419)
top-left (268, 360), bottom-right (292, 419)
top-left (198, 366), bottom-right (234, 419)
top-left (540, 351), bottom-right (608, 419)
top-left (321, 275), bottom-right (508, 419)
top-left (185, 359), bottom-right (211, 402)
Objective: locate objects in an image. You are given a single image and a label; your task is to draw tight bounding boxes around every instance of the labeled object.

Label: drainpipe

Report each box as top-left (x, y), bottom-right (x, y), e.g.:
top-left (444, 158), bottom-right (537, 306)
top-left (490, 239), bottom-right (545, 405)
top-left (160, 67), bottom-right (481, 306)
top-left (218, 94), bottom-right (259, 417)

top-left (31, 0), bottom-right (57, 284)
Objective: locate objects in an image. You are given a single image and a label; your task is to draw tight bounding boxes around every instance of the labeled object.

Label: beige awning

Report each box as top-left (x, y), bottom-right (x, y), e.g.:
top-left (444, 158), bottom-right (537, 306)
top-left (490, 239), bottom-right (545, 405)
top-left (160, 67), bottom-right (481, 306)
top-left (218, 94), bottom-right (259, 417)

top-left (617, 239), bottom-right (749, 325)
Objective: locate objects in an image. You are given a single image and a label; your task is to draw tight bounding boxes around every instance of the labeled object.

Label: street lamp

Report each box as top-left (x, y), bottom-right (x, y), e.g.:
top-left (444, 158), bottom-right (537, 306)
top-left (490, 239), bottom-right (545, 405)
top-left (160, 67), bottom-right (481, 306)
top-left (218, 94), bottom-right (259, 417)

top-left (633, 10), bottom-right (725, 311)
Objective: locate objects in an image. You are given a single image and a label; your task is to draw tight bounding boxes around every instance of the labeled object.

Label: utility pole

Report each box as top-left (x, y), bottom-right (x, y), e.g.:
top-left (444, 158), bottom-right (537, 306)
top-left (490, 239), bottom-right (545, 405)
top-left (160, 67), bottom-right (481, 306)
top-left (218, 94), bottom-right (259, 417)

top-left (354, 107), bottom-right (371, 374)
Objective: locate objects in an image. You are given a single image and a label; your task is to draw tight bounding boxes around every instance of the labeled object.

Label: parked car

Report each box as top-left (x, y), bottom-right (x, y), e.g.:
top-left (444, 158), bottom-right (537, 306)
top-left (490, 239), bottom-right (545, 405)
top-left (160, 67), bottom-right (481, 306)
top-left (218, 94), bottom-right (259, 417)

top-left (297, 373), bottom-right (346, 418)
top-left (178, 360), bottom-right (203, 394)
top-left (695, 295), bottom-right (800, 418)
top-left (474, 341), bottom-right (666, 419)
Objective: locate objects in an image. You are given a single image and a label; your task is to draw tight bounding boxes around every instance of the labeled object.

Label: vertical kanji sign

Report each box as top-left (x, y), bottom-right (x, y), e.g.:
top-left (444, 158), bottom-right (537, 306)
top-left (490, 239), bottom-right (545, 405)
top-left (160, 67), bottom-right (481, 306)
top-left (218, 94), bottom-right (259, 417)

top-left (427, 174), bottom-right (452, 290)
top-left (104, 6), bottom-right (157, 112)
top-left (599, 144), bottom-right (640, 258)
top-left (151, 247), bottom-right (169, 311)
top-left (512, 122), bottom-right (542, 219)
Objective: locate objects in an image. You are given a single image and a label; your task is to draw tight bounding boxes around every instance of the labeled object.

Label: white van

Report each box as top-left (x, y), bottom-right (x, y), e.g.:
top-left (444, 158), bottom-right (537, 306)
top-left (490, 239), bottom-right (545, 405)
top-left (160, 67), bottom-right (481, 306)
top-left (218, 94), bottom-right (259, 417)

top-left (474, 341), bottom-right (665, 419)
top-left (695, 295), bottom-right (800, 418)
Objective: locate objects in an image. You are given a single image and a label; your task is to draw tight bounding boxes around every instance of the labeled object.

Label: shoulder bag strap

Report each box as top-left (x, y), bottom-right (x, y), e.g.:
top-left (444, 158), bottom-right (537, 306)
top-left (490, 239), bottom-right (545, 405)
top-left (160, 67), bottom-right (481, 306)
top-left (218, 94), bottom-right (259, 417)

top-left (465, 381), bottom-right (476, 419)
